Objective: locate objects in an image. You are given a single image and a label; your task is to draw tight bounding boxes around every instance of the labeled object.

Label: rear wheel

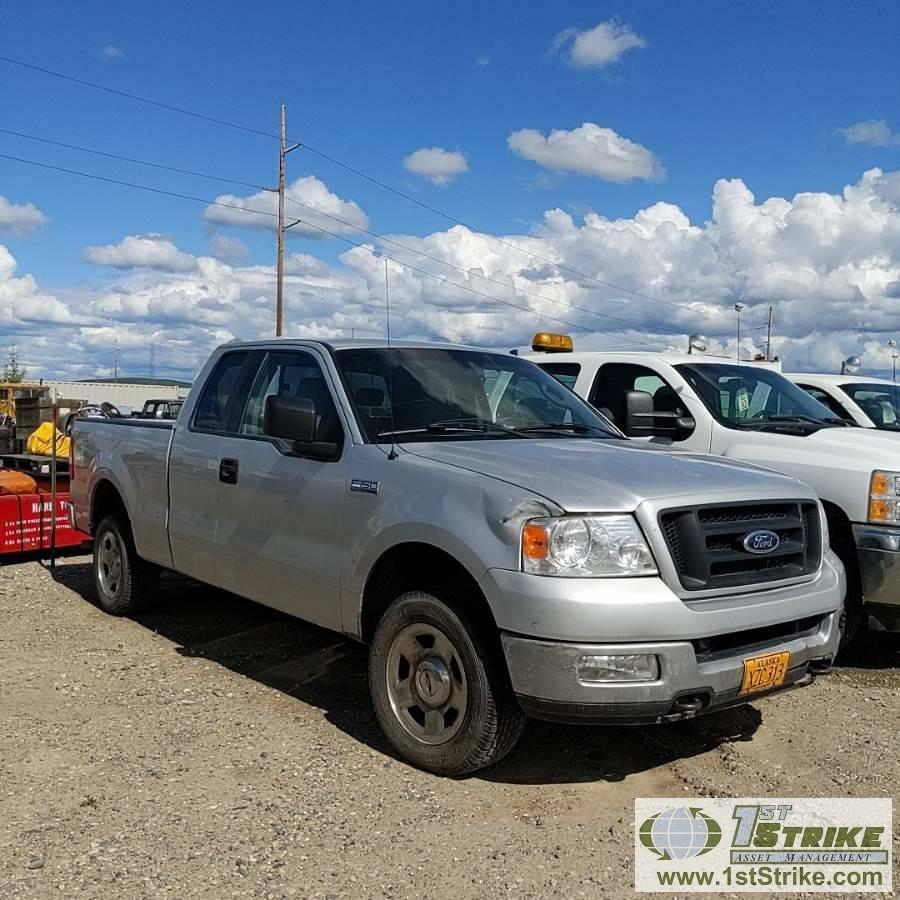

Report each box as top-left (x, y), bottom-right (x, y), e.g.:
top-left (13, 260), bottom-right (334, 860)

top-left (93, 515), bottom-right (159, 615)
top-left (368, 591), bottom-right (526, 776)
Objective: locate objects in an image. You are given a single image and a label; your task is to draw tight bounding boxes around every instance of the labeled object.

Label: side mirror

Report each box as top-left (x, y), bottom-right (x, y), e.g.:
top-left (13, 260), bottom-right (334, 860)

top-left (264, 395), bottom-right (316, 442)
top-left (624, 390), bottom-right (695, 440)
top-left (263, 395), bottom-right (341, 461)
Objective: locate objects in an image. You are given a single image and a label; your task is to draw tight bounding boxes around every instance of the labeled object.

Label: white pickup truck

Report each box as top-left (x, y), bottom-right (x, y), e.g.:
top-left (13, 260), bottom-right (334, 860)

top-left (788, 373), bottom-right (900, 432)
top-left (527, 339), bottom-right (900, 641)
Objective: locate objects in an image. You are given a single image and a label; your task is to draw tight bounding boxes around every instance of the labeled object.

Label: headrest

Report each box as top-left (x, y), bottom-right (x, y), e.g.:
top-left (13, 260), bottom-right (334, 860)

top-left (356, 387), bottom-right (385, 407)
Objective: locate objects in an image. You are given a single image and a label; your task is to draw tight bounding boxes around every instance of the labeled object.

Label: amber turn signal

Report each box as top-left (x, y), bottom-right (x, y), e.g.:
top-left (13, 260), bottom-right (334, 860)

top-left (522, 522), bottom-right (549, 560)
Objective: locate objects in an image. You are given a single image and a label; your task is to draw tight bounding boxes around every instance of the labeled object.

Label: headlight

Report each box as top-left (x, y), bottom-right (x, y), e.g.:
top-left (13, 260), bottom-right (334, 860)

top-left (522, 514), bottom-right (657, 577)
top-left (869, 471), bottom-right (900, 524)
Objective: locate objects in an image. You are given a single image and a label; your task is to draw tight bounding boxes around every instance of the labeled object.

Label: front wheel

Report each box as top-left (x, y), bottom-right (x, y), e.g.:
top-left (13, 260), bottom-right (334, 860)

top-left (93, 515), bottom-right (159, 615)
top-left (368, 591), bottom-right (526, 776)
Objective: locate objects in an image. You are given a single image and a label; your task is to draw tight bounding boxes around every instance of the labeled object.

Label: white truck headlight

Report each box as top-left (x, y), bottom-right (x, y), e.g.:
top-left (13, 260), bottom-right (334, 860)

top-left (522, 514), bottom-right (657, 577)
top-left (869, 471), bottom-right (900, 524)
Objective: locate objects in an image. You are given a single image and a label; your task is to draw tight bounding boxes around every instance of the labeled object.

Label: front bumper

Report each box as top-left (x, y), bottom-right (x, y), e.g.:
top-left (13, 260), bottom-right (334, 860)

top-left (502, 611), bottom-right (840, 724)
top-left (853, 524), bottom-right (900, 632)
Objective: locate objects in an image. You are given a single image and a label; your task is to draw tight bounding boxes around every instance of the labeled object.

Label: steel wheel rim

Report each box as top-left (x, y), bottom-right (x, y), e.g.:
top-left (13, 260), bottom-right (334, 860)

top-left (385, 622), bottom-right (468, 746)
top-left (97, 530), bottom-right (124, 599)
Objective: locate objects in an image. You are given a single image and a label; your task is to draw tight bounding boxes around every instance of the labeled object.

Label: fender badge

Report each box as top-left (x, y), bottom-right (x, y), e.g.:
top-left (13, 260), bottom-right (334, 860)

top-left (351, 479), bottom-right (380, 495)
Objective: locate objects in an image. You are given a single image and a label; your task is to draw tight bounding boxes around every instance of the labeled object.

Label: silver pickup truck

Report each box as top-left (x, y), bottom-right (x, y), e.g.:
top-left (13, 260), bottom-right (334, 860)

top-left (70, 339), bottom-right (844, 775)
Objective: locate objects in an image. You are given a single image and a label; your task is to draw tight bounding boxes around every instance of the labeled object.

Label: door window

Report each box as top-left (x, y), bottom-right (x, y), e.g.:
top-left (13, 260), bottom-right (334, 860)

top-left (239, 351), bottom-right (343, 444)
top-left (589, 363), bottom-right (680, 429)
top-left (192, 351), bottom-right (251, 432)
top-left (795, 385), bottom-right (854, 421)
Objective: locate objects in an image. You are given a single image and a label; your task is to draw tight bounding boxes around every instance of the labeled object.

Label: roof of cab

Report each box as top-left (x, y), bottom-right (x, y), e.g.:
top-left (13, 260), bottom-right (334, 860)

top-left (223, 337), bottom-right (490, 353)
top-left (522, 349), bottom-right (757, 367)
top-left (785, 372), bottom-right (897, 387)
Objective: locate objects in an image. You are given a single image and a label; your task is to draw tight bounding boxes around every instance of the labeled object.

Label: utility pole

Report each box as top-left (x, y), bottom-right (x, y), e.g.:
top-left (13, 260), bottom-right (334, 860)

top-left (734, 303), bottom-right (744, 364)
top-left (274, 104), bottom-right (301, 337)
top-left (765, 306), bottom-right (774, 361)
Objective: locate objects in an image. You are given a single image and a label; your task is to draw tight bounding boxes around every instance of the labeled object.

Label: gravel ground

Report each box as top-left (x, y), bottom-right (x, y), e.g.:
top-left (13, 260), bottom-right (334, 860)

top-left (1, 554), bottom-right (898, 899)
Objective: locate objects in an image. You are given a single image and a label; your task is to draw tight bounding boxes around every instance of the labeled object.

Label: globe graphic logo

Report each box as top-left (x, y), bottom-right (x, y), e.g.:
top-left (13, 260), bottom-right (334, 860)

top-left (639, 807), bottom-right (722, 860)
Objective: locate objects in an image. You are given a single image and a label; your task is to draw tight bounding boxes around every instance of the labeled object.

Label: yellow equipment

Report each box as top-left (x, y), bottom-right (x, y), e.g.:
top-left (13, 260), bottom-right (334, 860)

top-left (25, 421), bottom-right (70, 458)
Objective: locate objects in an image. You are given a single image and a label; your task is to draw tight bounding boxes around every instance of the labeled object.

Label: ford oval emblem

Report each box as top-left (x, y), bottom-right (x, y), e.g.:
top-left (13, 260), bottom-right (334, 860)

top-left (743, 529), bottom-right (781, 555)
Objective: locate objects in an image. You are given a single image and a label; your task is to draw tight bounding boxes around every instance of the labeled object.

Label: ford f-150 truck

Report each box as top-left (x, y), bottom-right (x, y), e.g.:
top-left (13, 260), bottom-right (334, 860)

top-left (70, 339), bottom-right (843, 775)
top-left (527, 337), bottom-right (899, 642)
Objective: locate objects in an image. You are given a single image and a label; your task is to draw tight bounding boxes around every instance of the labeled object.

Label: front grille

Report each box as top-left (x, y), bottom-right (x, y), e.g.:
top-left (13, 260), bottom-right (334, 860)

top-left (659, 500), bottom-right (822, 591)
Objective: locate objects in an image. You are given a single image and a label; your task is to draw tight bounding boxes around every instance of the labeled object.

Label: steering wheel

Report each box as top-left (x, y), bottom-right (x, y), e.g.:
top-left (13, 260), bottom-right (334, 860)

top-left (100, 401), bottom-right (122, 418)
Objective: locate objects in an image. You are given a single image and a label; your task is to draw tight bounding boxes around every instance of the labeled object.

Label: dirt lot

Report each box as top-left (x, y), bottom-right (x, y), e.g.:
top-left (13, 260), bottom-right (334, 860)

top-left (1, 554), bottom-right (898, 899)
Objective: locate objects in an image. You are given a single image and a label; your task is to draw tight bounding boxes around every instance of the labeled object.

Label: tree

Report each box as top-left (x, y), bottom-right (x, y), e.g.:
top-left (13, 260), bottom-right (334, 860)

top-left (3, 346), bottom-right (26, 383)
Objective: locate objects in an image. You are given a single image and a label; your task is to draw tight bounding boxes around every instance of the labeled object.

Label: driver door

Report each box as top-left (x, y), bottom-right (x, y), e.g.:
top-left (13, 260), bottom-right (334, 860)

top-left (588, 362), bottom-right (711, 451)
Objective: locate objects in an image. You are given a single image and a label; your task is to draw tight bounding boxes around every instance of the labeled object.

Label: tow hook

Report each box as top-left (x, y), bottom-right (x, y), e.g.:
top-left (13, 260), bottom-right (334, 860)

top-left (670, 696), bottom-right (705, 717)
top-left (807, 656), bottom-right (834, 676)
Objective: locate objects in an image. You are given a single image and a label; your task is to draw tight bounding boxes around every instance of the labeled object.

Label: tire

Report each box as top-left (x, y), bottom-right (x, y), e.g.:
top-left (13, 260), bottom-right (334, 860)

top-left (831, 540), bottom-right (865, 651)
top-left (93, 514), bottom-right (160, 616)
top-left (368, 590), bottom-right (526, 776)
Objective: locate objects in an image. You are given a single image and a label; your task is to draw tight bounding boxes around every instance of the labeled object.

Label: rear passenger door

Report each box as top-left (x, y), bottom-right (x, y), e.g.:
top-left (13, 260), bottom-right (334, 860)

top-left (168, 350), bottom-right (258, 587)
top-left (214, 348), bottom-right (350, 630)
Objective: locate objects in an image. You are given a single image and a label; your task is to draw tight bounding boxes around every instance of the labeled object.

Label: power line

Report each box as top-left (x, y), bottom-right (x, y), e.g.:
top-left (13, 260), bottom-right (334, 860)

top-left (0, 53), bottom-right (764, 327)
top-left (0, 150), bottom-right (656, 347)
top-left (0, 127), bottom-right (702, 339)
top-left (0, 127), bottom-right (261, 190)
top-left (0, 55), bottom-right (275, 140)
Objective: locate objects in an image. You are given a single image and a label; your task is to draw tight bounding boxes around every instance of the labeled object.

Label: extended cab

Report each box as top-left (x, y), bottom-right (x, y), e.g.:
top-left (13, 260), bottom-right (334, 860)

top-left (71, 340), bottom-right (843, 775)
top-left (528, 341), bottom-right (900, 639)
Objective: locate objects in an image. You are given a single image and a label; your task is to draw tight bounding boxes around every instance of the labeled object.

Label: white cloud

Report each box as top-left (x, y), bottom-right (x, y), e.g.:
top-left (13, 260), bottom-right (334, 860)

top-left (475, 55), bottom-right (490, 67)
top-left (208, 234), bottom-right (250, 261)
top-left (84, 235), bottom-right (198, 272)
top-left (0, 244), bottom-right (73, 328)
top-left (204, 176), bottom-right (369, 239)
top-left (100, 45), bottom-right (127, 60)
top-left (15, 167), bottom-right (900, 382)
top-left (551, 20), bottom-right (646, 69)
top-left (0, 195), bottom-right (47, 235)
top-left (508, 122), bottom-right (664, 183)
top-left (402, 147), bottom-right (469, 186)
top-left (838, 119), bottom-right (900, 147)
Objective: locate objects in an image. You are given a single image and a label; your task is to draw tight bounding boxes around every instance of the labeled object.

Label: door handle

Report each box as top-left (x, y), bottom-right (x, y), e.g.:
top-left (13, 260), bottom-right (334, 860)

top-left (219, 458), bottom-right (239, 484)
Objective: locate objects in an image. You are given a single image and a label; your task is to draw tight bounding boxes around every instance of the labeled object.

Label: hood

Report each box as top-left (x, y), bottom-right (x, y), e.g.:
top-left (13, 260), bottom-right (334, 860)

top-left (405, 438), bottom-right (811, 512)
top-left (807, 426), bottom-right (900, 460)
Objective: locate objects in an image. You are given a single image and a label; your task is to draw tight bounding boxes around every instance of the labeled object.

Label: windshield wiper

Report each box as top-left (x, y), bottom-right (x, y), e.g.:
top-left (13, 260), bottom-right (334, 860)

top-left (735, 414), bottom-right (840, 429)
top-left (511, 422), bottom-right (618, 437)
top-left (377, 418), bottom-right (523, 439)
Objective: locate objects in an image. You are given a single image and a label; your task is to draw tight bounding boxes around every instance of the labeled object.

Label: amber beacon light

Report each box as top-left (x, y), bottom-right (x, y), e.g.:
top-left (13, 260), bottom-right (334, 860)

top-left (531, 332), bottom-right (574, 353)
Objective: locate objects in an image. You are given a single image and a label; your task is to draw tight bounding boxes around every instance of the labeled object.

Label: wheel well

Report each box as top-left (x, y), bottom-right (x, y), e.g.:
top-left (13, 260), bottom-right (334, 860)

top-left (821, 500), bottom-right (861, 589)
top-left (360, 543), bottom-right (496, 644)
top-left (91, 480), bottom-right (128, 534)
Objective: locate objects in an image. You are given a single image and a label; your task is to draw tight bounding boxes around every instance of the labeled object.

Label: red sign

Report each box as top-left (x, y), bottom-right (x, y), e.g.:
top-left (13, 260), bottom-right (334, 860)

top-left (0, 492), bottom-right (88, 554)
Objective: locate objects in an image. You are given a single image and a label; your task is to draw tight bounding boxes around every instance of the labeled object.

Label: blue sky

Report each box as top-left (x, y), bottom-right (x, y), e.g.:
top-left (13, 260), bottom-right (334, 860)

top-left (2, 1), bottom-right (900, 377)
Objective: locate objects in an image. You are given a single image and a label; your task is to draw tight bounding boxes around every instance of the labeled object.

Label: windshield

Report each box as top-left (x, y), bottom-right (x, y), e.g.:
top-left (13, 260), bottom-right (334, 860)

top-left (676, 363), bottom-right (843, 428)
top-left (840, 382), bottom-right (900, 430)
top-left (335, 347), bottom-right (621, 443)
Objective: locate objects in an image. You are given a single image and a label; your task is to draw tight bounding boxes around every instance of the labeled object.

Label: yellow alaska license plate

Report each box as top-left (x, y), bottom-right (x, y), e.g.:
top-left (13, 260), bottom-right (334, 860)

top-left (740, 650), bottom-right (790, 695)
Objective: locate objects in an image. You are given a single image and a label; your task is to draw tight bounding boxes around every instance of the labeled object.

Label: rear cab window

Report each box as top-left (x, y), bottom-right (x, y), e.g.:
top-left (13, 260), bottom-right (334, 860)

top-left (537, 362), bottom-right (581, 391)
top-left (192, 351), bottom-right (253, 432)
